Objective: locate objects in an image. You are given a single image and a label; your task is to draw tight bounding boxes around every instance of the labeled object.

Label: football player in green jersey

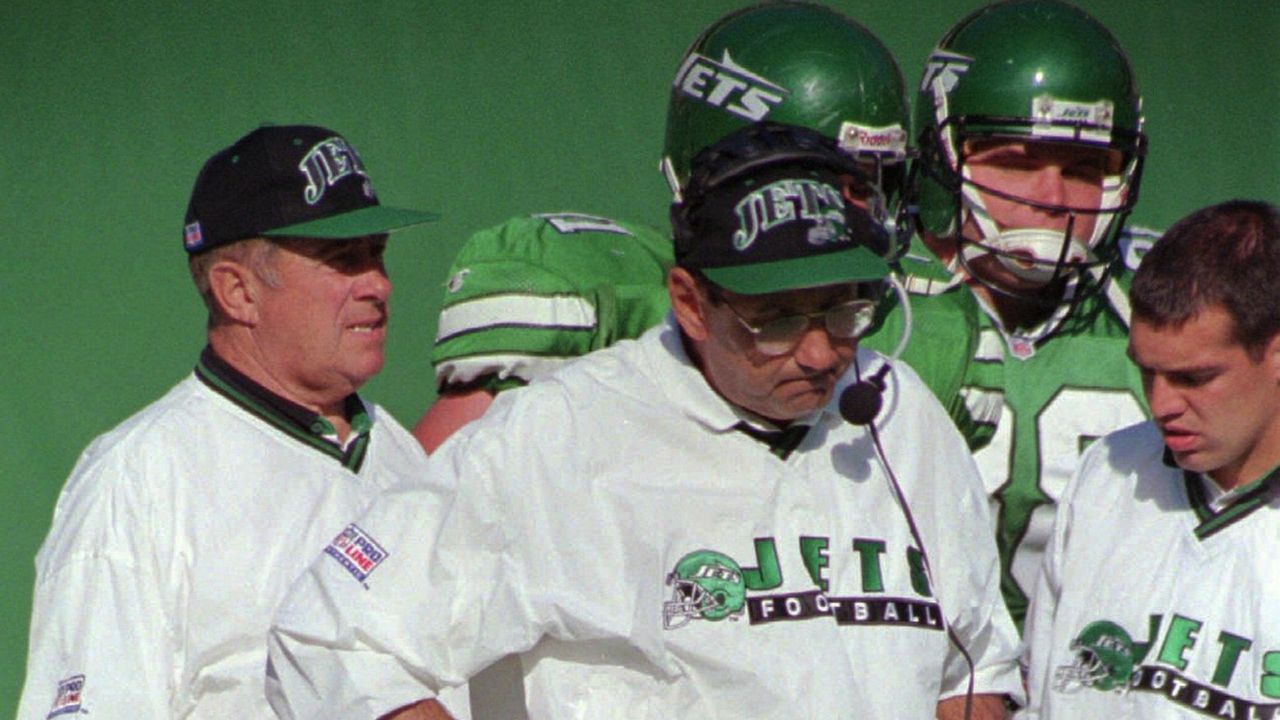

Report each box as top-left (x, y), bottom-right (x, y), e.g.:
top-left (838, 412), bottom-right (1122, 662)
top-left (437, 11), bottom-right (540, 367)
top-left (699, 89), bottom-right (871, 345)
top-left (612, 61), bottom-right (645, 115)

top-left (413, 213), bottom-right (672, 453)
top-left (662, 0), bottom-right (981, 422)
top-left (912, 0), bottom-right (1152, 627)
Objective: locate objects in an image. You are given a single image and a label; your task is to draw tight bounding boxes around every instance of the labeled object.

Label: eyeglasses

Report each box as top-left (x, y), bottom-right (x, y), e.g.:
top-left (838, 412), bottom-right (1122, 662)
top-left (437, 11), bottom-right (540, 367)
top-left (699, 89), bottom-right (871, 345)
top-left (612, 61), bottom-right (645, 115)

top-left (719, 297), bottom-right (878, 356)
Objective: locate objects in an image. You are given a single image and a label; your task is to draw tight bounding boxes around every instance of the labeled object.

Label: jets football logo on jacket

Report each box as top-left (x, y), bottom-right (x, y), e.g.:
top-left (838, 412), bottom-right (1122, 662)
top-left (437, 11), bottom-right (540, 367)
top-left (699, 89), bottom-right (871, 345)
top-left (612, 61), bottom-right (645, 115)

top-left (1054, 615), bottom-right (1280, 718)
top-left (663, 537), bottom-right (943, 632)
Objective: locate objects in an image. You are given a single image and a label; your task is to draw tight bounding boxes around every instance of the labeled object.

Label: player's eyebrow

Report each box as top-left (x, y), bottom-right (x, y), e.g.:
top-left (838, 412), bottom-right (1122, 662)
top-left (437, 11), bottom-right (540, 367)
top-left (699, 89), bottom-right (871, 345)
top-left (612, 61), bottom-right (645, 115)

top-left (1127, 349), bottom-right (1223, 380)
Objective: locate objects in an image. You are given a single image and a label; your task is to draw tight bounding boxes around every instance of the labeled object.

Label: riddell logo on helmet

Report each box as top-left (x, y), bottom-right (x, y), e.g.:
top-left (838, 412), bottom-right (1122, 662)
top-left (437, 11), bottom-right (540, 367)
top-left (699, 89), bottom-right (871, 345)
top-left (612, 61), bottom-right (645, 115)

top-left (673, 50), bottom-right (788, 122)
top-left (838, 123), bottom-right (907, 160)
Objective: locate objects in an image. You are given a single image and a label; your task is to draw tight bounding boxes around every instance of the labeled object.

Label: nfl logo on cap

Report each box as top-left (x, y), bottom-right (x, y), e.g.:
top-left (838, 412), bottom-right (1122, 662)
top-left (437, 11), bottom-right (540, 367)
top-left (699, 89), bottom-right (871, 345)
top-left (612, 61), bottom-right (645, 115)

top-left (183, 222), bottom-right (204, 252)
top-left (181, 124), bottom-right (440, 254)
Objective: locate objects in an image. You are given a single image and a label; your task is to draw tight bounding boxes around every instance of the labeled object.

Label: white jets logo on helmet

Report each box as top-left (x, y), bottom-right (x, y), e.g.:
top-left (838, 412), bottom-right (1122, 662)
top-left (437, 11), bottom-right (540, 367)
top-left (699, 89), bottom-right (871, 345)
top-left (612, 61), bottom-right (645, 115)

top-left (673, 50), bottom-right (788, 122)
top-left (537, 212), bottom-right (632, 236)
top-left (920, 49), bottom-right (973, 95)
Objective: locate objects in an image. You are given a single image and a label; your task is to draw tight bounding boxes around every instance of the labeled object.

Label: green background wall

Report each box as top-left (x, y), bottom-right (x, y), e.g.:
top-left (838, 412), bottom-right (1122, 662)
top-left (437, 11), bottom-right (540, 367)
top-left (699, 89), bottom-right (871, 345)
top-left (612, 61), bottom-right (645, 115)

top-left (4, 1), bottom-right (1277, 712)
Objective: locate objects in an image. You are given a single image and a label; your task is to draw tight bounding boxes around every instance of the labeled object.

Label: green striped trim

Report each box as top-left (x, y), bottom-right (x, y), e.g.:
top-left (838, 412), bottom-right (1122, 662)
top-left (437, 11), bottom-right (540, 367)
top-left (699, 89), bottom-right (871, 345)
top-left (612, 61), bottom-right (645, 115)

top-left (1184, 465), bottom-right (1280, 540)
top-left (194, 349), bottom-right (371, 472)
top-left (436, 293), bottom-right (597, 343)
top-left (432, 326), bottom-right (597, 365)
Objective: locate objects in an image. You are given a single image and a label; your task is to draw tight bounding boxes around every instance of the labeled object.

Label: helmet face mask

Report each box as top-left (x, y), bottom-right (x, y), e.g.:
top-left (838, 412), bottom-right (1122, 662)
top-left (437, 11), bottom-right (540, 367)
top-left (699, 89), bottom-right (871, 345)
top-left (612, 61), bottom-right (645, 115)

top-left (663, 1), bottom-right (911, 257)
top-left (951, 128), bottom-right (1143, 290)
top-left (915, 0), bottom-right (1148, 299)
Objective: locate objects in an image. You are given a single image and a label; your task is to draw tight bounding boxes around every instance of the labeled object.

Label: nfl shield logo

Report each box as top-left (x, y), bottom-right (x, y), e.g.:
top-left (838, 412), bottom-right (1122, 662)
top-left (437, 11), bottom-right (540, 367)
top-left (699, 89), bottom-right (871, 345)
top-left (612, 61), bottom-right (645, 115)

top-left (1010, 336), bottom-right (1036, 360)
top-left (183, 222), bottom-right (203, 251)
top-left (324, 524), bottom-right (389, 584)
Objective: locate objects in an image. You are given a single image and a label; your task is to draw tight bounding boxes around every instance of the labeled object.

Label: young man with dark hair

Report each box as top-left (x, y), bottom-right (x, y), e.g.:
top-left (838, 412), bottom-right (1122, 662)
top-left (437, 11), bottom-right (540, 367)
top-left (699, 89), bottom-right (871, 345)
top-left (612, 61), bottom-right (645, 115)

top-left (1021, 200), bottom-right (1280, 717)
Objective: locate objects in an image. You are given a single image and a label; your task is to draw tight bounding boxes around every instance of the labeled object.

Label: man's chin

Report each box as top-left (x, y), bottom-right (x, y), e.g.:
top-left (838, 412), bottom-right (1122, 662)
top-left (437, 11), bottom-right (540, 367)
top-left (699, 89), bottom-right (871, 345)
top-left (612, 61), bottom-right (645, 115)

top-left (772, 390), bottom-right (835, 422)
top-left (1169, 449), bottom-right (1212, 474)
top-left (345, 357), bottom-right (385, 391)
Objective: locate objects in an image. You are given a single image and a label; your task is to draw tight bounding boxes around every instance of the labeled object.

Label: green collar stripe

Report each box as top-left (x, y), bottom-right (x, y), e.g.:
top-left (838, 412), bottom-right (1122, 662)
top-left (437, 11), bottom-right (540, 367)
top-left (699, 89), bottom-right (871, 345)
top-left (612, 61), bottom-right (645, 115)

top-left (1185, 466), bottom-right (1280, 540)
top-left (345, 432), bottom-right (370, 472)
top-left (1184, 472), bottom-right (1212, 525)
top-left (1195, 497), bottom-right (1265, 540)
top-left (350, 405), bottom-right (372, 434)
top-left (196, 362), bottom-right (342, 458)
top-left (194, 352), bottom-right (371, 471)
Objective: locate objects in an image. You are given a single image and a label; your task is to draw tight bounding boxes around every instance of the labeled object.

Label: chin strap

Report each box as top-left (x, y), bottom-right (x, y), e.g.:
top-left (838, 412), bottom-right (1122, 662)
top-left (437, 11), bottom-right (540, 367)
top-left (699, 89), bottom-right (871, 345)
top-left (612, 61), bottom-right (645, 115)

top-left (959, 227), bottom-right (1094, 284)
top-left (660, 156), bottom-right (683, 203)
top-left (886, 274), bottom-right (912, 362)
top-left (953, 138), bottom-right (1129, 285)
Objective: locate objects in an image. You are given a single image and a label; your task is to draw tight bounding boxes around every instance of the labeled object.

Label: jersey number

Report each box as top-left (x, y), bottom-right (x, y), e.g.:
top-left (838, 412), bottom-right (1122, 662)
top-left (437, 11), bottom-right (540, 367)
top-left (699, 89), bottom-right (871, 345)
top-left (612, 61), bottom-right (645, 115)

top-left (973, 387), bottom-right (1145, 608)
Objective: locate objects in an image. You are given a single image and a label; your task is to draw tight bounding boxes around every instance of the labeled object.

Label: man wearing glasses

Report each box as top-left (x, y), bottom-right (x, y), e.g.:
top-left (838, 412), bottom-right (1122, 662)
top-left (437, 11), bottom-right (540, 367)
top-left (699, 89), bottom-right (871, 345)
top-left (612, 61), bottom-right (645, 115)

top-left (266, 123), bottom-right (1022, 720)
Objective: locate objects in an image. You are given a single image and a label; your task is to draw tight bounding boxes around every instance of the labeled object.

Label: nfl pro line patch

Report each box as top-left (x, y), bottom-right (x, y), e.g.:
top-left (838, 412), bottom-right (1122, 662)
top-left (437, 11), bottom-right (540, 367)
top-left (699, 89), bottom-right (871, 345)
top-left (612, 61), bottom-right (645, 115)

top-left (325, 524), bottom-right (388, 587)
top-left (45, 674), bottom-right (85, 718)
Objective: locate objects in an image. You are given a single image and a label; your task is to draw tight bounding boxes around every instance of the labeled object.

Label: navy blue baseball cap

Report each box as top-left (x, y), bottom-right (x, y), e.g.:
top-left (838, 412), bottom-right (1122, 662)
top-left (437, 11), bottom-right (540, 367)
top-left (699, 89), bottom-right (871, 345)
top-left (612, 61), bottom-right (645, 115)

top-left (182, 124), bottom-right (439, 254)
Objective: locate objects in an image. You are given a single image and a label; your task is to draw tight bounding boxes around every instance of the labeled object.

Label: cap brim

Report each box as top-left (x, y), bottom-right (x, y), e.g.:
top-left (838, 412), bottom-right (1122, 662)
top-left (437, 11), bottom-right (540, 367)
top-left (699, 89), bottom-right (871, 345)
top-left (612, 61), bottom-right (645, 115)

top-left (263, 205), bottom-right (440, 239)
top-left (702, 245), bottom-right (889, 295)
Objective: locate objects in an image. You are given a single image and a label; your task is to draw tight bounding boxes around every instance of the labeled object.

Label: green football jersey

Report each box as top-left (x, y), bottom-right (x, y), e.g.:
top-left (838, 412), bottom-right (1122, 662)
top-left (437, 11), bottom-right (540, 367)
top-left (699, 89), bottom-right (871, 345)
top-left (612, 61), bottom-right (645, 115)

top-left (432, 213), bottom-right (673, 391)
top-left (862, 245), bottom-right (982, 440)
top-left (963, 228), bottom-right (1159, 629)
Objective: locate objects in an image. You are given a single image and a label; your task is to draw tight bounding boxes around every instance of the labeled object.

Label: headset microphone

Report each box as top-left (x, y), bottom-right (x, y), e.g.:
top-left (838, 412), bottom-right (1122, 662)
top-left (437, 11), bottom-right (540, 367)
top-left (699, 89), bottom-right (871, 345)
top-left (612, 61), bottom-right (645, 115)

top-left (839, 350), bottom-right (977, 720)
top-left (839, 364), bottom-right (890, 426)
top-left (838, 273), bottom-right (912, 426)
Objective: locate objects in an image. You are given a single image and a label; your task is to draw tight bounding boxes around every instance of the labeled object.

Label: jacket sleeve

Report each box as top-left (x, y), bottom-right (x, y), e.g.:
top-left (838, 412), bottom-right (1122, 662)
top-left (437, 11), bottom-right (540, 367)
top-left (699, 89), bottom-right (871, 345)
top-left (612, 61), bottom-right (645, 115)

top-left (267, 394), bottom-right (556, 720)
top-left (1017, 441), bottom-right (1090, 719)
top-left (16, 454), bottom-right (175, 719)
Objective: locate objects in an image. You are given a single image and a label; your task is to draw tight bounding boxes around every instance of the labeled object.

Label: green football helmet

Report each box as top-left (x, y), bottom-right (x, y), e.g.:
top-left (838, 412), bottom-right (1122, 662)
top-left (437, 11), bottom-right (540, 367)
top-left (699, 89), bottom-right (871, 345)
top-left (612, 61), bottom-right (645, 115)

top-left (662, 1), bottom-right (910, 253)
top-left (915, 0), bottom-right (1147, 292)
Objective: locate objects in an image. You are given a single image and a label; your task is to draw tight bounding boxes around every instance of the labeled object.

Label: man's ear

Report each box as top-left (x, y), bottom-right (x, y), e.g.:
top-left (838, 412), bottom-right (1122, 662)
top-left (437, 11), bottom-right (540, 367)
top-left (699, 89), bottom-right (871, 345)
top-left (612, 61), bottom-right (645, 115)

top-left (1265, 331), bottom-right (1280, 383)
top-left (668, 267), bottom-right (710, 343)
top-left (208, 259), bottom-right (262, 326)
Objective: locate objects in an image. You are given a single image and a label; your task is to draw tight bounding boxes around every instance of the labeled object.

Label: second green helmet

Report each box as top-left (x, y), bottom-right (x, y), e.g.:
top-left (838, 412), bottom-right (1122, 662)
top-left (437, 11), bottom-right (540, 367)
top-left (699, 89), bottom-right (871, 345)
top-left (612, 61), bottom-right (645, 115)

top-left (662, 1), bottom-right (910, 251)
top-left (915, 0), bottom-right (1147, 286)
